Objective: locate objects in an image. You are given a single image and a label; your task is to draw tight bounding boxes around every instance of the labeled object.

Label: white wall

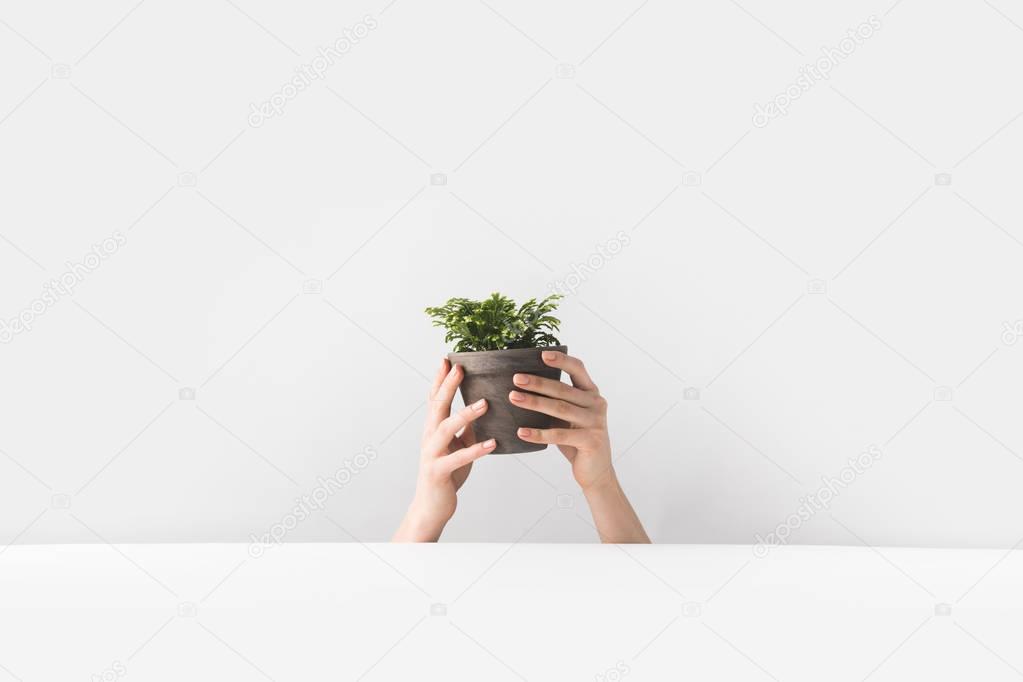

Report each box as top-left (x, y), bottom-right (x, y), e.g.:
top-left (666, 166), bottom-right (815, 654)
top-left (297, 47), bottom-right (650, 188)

top-left (2, 0), bottom-right (1022, 549)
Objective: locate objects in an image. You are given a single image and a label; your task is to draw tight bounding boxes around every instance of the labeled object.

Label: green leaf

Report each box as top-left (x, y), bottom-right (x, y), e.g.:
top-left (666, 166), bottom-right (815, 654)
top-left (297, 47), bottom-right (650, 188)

top-left (424, 292), bottom-right (564, 351)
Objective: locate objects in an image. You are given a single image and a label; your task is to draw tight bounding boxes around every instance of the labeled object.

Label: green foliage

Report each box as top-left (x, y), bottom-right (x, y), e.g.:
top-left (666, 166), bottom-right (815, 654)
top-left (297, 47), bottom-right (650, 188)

top-left (425, 292), bottom-right (563, 352)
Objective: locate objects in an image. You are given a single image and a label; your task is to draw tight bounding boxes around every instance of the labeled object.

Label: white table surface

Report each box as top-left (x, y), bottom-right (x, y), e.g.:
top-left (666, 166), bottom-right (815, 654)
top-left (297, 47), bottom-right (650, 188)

top-left (1, 542), bottom-right (1021, 681)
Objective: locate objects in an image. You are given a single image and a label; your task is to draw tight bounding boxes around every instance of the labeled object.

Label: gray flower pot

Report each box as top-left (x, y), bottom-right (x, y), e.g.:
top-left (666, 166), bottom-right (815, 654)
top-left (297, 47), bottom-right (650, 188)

top-left (448, 345), bottom-right (567, 454)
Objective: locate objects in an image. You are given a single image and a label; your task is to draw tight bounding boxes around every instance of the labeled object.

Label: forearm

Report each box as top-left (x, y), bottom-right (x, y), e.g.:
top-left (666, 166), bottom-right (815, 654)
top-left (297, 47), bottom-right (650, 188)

top-left (392, 498), bottom-right (449, 542)
top-left (582, 472), bottom-right (650, 543)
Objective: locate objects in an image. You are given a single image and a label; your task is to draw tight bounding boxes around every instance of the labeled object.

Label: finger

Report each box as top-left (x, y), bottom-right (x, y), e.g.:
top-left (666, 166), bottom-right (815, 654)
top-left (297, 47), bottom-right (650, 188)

top-left (431, 398), bottom-right (488, 448)
top-left (439, 438), bottom-right (496, 473)
top-left (541, 350), bottom-right (598, 392)
top-left (427, 362), bottom-right (462, 428)
top-left (517, 427), bottom-right (594, 447)
top-left (428, 357), bottom-right (449, 398)
top-left (460, 423), bottom-right (477, 447)
top-left (512, 373), bottom-right (598, 407)
top-left (509, 390), bottom-right (595, 425)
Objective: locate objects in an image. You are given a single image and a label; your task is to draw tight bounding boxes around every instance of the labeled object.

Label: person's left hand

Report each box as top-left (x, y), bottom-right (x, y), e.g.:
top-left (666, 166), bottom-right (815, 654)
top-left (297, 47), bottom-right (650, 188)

top-left (508, 350), bottom-right (614, 492)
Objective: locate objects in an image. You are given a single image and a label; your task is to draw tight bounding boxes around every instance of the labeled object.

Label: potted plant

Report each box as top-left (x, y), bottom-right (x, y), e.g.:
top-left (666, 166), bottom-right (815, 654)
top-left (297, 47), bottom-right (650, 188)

top-left (425, 292), bottom-right (566, 454)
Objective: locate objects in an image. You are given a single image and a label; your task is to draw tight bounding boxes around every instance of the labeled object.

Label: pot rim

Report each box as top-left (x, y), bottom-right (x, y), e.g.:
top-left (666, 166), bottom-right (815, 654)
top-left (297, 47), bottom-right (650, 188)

top-left (446, 344), bottom-right (567, 360)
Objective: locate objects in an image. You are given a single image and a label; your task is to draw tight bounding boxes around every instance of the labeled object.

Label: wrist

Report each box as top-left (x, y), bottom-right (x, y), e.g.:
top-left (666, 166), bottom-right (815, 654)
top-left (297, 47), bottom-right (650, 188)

top-left (581, 467), bottom-right (620, 498)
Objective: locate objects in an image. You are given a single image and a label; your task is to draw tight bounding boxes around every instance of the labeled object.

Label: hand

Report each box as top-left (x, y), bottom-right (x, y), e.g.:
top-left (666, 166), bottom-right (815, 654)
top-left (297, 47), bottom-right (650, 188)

top-left (392, 359), bottom-right (496, 542)
top-left (511, 350), bottom-right (650, 543)
top-left (509, 350), bottom-right (613, 492)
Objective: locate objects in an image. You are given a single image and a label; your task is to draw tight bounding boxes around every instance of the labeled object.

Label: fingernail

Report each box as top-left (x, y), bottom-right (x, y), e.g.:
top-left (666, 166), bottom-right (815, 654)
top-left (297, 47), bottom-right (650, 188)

top-left (542, 351), bottom-right (557, 361)
top-left (513, 374), bottom-right (529, 385)
top-left (472, 398), bottom-right (487, 411)
top-left (482, 439), bottom-right (496, 448)
top-left (518, 428), bottom-right (532, 437)
top-left (509, 391), bottom-right (525, 403)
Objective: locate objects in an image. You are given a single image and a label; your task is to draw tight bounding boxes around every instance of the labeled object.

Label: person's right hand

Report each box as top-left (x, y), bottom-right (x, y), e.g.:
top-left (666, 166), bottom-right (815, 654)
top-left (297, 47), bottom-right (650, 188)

top-left (392, 358), bottom-right (496, 542)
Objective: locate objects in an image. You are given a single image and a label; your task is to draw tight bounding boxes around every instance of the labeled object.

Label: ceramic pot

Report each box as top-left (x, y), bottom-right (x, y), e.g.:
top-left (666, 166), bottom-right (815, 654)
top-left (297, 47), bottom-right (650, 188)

top-left (448, 345), bottom-right (567, 454)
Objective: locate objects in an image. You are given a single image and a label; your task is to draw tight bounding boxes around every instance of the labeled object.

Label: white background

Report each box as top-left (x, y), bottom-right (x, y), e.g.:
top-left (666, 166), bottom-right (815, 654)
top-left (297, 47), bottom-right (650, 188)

top-left (2, 0), bottom-right (1023, 548)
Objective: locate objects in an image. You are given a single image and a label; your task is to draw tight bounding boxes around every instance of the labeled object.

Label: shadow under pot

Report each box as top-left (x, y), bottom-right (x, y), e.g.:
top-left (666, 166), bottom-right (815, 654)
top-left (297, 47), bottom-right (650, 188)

top-left (448, 345), bottom-right (567, 454)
